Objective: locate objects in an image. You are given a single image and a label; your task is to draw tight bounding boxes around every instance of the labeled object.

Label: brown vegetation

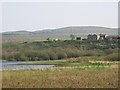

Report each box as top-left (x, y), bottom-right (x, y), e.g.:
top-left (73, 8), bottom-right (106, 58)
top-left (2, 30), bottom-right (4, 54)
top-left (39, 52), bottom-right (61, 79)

top-left (2, 64), bottom-right (118, 88)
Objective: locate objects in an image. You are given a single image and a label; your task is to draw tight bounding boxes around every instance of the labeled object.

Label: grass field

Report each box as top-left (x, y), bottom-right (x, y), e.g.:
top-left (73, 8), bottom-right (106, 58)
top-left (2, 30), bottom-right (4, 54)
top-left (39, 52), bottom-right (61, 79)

top-left (2, 60), bottom-right (119, 88)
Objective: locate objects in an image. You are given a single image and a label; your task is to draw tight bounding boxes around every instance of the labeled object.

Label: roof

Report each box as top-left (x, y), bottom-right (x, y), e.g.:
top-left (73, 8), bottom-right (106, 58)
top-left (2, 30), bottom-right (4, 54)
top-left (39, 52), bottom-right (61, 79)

top-left (93, 34), bottom-right (97, 36)
top-left (88, 34), bottom-right (92, 36)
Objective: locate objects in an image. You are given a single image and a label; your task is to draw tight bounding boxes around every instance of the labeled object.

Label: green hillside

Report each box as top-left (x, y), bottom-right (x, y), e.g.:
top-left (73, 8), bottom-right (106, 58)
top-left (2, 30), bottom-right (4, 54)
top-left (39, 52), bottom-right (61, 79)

top-left (2, 26), bottom-right (118, 43)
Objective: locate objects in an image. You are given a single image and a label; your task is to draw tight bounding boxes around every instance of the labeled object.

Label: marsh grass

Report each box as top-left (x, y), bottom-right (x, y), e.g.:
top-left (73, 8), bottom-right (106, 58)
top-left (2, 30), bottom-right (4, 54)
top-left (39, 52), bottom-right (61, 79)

top-left (2, 60), bottom-right (118, 88)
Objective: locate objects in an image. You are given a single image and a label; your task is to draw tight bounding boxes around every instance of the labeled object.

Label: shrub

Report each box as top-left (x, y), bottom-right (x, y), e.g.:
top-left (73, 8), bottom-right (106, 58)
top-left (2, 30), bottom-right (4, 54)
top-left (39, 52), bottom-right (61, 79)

top-left (24, 51), bottom-right (38, 61)
top-left (79, 50), bottom-right (95, 56)
top-left (57, 52), bottom-right (67, 59)
top-left (14, 53), bottom-right (28, 61)
top-left (47, 52), bottom-right (58, 60)
top-left (104, 53), bottom-right (120, 61)
top-left (19, 54), bottom-right (28, 61)
top-left (94, 50), bottom-right (106, 56)
top-left (38, 52), bottom-right (50, 60)
top-left (103, 48), bottom-right (119, 55)
top-left (65, 49), bottom-right (80, 58)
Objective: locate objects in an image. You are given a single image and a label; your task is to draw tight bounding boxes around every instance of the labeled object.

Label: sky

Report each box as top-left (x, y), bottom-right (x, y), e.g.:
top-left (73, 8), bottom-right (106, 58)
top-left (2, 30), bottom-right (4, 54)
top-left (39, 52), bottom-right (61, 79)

top-left (1, 1), bottom-right (118, 32)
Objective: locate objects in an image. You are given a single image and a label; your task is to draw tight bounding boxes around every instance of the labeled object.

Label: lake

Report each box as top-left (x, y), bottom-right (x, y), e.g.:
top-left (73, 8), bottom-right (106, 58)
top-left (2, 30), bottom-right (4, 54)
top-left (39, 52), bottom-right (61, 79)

top-left (0, 62), bottom-right (54, 70)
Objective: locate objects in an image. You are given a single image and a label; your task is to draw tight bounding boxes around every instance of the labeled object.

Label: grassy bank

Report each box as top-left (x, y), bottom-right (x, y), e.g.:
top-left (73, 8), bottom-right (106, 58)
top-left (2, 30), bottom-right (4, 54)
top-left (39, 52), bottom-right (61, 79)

top-left (14, 57), bottom-right (118, 67)
top-left (2, 60), bottom-right (119, 88)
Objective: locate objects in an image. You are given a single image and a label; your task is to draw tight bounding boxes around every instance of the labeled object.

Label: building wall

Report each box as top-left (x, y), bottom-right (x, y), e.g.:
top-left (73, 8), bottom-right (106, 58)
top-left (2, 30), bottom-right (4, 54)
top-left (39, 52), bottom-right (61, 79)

top-left (87, 34), bottom-right (97, 41)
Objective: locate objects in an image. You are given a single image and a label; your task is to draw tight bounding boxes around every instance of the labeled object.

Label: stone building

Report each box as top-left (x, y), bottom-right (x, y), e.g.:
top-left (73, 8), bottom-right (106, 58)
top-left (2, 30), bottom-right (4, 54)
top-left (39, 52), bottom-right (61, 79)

top-left (76, 37), bottom-right (81, 40)
top-left (105, 35), bottom-right (120, 42)
top-left (99, 34), bottom-right (106, 40)
top-left (87, 34), bottom-right (97, 41)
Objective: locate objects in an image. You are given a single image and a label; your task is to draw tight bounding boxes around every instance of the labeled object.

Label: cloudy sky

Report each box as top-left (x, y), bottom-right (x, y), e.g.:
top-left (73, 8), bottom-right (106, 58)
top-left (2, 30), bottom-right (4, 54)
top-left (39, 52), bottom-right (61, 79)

top-left (1, 1), bottom-right (118, 32)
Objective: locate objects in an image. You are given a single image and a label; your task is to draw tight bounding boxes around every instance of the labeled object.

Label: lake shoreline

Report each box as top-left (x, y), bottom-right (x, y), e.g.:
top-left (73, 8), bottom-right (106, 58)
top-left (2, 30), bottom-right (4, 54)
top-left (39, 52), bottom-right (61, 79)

top-left (1, 60), bottom-right (119, 70)
top-left (1, 61), bottom-right (55, 70)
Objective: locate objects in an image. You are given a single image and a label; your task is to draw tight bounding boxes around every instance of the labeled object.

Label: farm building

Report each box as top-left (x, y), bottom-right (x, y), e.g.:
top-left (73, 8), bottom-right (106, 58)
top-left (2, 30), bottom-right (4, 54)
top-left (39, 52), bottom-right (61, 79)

top-left (87, 34), bottom-right (97, 41)
top-left (76, 37), bottom-right (81, 40)
top-left (99, 34), bottom-right (106, 40)
top-left (105, 35), bottom-right (120, 42)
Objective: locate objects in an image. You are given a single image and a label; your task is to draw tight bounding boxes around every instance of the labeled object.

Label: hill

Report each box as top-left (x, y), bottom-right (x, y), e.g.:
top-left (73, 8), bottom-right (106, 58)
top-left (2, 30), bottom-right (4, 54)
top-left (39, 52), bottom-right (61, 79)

top-left (2, 26), bottom-right (118, 43)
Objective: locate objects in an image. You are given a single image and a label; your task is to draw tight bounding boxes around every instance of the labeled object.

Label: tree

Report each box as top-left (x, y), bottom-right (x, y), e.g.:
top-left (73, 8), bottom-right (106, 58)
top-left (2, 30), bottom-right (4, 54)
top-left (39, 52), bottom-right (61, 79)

top-left (70, 34), bottom-right (75, 40)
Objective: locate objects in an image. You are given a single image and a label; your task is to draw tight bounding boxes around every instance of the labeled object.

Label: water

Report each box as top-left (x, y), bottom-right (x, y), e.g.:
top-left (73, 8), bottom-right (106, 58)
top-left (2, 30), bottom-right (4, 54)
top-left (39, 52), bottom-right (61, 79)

top-left (0, 62), bottom-right (54, 70)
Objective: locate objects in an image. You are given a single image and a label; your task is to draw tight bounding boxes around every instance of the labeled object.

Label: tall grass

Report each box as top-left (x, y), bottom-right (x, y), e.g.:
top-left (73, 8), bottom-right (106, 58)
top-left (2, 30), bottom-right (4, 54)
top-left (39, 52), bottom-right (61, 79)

top-left (2, 64), bottom-right (118, 88)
